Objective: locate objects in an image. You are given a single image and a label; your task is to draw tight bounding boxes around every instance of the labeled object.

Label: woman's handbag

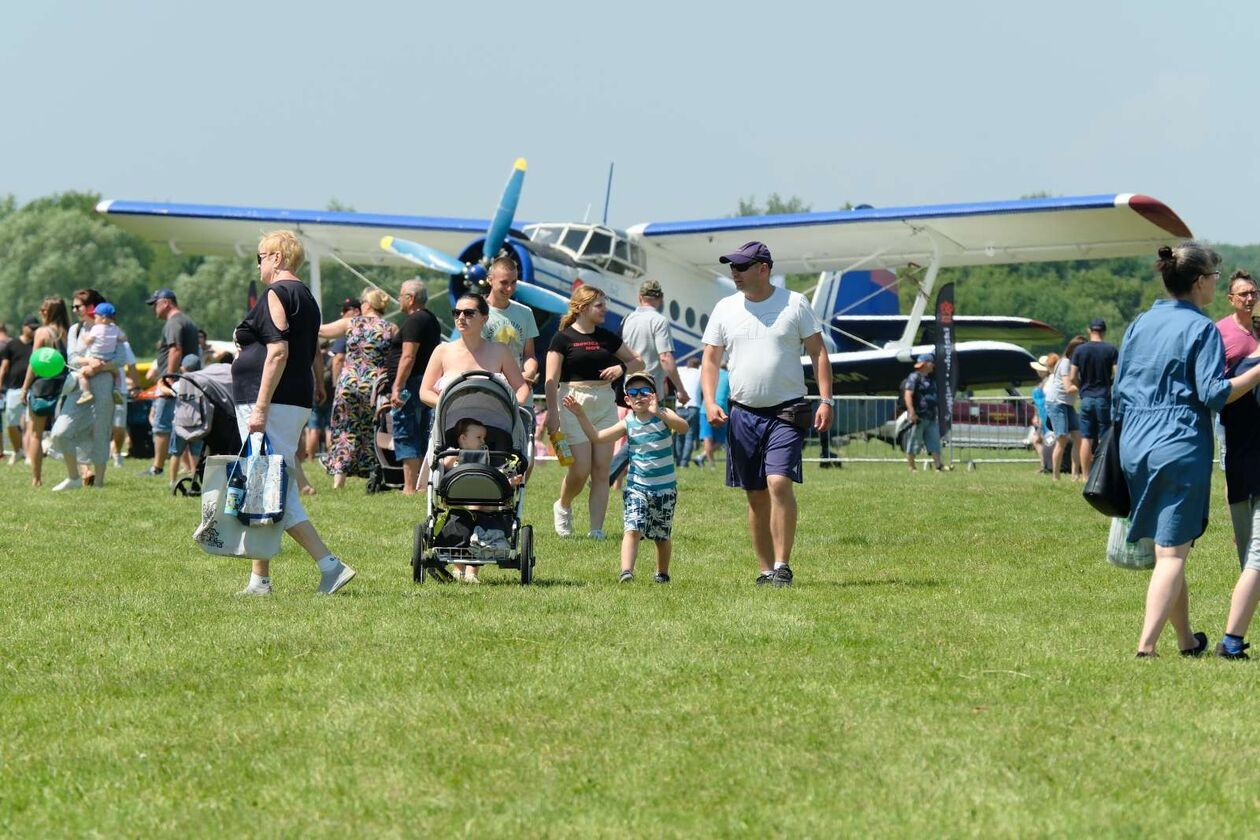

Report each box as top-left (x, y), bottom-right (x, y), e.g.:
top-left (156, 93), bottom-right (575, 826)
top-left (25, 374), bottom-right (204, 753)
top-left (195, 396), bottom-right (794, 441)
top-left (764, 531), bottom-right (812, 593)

top-left (236, 433), bottom-right (288, 527)
top-left (192, 448), bottom-right (283, 559)
top-left (27, 374), bottom-right (67, 417)
top-left (1082, 422), bottom-right (1130, 517)
top-left (1106, 516), bottom-right (1155, 570)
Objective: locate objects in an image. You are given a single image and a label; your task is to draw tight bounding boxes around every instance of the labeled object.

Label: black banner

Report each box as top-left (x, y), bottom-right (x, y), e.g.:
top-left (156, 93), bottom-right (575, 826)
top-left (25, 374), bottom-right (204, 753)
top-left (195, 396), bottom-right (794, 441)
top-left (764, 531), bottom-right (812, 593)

top-left (934, 282), bottom-right (958, 439)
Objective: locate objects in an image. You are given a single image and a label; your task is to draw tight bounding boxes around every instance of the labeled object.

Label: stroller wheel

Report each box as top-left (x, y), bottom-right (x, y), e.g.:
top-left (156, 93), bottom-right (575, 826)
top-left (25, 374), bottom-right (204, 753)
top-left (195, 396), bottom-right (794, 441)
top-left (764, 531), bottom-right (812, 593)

top-left (172, 477), bottom-right (193, 497)
top-left (412, 523), bottom-right (429, 583)
top-left (518, 524), bottom-right (534, 585)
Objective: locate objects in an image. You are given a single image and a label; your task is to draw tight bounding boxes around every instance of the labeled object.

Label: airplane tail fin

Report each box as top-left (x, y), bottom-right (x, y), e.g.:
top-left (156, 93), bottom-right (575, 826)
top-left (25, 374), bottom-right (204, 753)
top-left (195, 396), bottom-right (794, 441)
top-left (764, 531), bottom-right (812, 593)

top-left (811, 269), bottom-right (900, 351)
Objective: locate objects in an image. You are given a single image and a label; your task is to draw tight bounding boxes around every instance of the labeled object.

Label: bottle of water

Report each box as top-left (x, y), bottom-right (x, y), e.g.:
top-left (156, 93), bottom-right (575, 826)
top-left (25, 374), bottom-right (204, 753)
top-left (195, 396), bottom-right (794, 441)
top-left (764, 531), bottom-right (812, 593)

top-left (550, 430), bottom-right (574, 467)
top-left (224, 462), bottom-right (247, 517)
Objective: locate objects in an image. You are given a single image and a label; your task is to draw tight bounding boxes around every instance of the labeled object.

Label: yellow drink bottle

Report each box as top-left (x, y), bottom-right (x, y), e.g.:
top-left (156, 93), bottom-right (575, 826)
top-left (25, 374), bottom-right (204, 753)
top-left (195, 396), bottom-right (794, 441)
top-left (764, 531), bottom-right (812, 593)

top-left (550, 430), bottom-right (575, 467)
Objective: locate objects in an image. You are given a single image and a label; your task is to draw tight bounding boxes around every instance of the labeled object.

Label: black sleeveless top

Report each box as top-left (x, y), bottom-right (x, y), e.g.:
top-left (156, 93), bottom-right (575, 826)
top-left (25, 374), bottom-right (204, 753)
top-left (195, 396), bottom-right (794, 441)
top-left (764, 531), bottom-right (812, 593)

top-left (232, 279), bottom-right (320, 408)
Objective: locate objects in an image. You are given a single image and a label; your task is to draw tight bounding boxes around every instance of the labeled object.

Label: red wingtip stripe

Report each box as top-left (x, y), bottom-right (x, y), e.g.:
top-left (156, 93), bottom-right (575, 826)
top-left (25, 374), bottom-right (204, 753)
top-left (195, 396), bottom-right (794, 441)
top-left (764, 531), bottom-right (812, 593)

top-left (1128, 194), bottom-right (1193, 239)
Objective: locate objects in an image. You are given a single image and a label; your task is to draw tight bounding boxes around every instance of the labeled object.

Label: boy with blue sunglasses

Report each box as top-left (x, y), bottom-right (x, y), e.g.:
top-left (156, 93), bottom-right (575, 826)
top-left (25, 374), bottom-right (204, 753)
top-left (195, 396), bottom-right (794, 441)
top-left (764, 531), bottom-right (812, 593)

top-left (564, 372), bottom-right (688, 583)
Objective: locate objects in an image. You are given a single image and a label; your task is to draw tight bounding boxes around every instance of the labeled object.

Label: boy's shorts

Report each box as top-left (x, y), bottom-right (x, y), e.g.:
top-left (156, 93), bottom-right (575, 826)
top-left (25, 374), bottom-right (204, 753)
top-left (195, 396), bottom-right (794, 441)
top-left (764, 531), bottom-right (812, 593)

top-left (622, 486), bottom-right (677, 541)
top-left (170, 436), bottom-right (204, 459)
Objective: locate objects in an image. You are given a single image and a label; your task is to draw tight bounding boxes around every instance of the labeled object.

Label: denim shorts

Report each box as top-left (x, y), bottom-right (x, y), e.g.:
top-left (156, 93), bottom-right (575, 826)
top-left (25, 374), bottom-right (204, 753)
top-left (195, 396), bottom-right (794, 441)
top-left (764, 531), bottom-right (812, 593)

top-left (905, 417), bottom-right (942, 455)
top-left (726, 403), bottom-right (804, 490)
top-left (391, 380), bottom-right (428, 461)
top-left (308, 402), bottom-right (331, 431)
top-left (169, 436), bottom-right (204, 458)
top-left (1046, 402), bottom-right (1080, 435)
top-left (150, 395), bottom-right (176, 435)
top-left (1078, 397), bottom-right (1111, 440)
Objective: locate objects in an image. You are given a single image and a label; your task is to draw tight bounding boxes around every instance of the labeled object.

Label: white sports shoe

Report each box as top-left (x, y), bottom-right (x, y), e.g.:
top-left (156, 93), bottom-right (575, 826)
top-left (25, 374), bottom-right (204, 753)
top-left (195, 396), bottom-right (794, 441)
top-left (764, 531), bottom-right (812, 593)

top-left (5, 452), bottom-right (16, 466)
top-left (236, 581), bottom-right (273, 596)
top-left (112, 453), bottom-right (124, 468)
top-left (51, 478), bottom-right (83, 492)
top-left (316, 560), bottom-right (357, 595)
top-left (553, 500), bottom-right (573, 537)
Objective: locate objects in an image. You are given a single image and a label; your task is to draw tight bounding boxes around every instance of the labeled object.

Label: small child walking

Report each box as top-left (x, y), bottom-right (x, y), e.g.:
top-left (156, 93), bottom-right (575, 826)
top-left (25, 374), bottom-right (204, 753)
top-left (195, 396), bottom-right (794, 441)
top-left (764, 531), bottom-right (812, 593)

top-left (75, 302), bottom-right (125, 404)
top-left (564, 372), bottom-right (688, 583)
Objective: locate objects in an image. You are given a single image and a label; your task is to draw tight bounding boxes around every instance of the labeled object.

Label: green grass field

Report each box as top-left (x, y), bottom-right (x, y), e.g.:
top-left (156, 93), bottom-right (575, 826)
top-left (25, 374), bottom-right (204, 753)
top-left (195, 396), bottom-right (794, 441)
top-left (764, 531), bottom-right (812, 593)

top-left (2, 456), bottom-right (1258, 836)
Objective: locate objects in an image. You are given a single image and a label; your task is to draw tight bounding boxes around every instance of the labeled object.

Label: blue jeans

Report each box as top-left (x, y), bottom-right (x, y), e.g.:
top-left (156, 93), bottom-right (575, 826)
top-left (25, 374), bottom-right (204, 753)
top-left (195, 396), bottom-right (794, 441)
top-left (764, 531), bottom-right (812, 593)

top-left (905, 417), bottom-right (941, 455)
top-left (674, 405), bottom-right (700, 466)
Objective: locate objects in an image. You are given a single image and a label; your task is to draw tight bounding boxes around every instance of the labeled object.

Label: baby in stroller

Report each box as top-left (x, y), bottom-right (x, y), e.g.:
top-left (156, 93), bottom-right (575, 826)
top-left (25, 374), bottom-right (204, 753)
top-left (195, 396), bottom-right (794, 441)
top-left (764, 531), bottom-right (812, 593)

top-left (412, 371), bottom-right (536, 585)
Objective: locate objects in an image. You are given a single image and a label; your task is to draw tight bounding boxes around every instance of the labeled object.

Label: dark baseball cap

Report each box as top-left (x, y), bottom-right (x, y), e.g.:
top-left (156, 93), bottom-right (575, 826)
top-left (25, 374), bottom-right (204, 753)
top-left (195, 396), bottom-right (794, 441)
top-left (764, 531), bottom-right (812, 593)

top-left (340, 297), bottom-right (361, 312)
top-left (1089, 318), bottom-right (1107, 331)
top-left (146, 288), bottom-right (177, 305)
top-left (719, 241), bottom-right (773, 267)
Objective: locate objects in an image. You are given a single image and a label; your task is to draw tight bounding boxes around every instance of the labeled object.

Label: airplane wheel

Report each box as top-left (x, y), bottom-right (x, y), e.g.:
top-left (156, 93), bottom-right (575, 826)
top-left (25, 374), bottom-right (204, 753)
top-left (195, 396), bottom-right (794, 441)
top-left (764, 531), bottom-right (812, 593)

top-left (519, 525), bottom-right (534, 585)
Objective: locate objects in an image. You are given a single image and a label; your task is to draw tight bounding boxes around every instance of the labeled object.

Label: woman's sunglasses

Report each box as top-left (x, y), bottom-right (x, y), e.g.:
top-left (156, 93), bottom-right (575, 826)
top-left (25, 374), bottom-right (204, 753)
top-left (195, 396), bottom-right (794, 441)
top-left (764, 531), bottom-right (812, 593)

top-left (625, 386), bottom-right (654, 397)
top-left (453, 308), bottom-right (480, 319)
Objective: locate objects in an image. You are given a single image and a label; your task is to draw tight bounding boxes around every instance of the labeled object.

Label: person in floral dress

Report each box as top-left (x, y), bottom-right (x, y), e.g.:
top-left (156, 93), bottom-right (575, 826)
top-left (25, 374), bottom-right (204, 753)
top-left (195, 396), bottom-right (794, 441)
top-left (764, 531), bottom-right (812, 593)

top-left (318, 288), bottom-right (396, 488)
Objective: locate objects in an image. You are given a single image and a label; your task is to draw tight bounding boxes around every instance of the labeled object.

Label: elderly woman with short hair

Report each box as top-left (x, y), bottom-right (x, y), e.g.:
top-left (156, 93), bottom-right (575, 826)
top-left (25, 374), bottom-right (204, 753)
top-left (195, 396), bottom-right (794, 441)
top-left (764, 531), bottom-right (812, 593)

top-left (233, 230), bottom-right (353, 596)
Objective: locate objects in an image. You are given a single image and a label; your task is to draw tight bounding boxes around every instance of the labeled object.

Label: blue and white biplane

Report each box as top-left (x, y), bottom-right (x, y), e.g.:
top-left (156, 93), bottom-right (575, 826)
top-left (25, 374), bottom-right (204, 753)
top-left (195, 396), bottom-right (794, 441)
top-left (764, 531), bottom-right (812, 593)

top-left (97, 159), bottom-right (1190, 395)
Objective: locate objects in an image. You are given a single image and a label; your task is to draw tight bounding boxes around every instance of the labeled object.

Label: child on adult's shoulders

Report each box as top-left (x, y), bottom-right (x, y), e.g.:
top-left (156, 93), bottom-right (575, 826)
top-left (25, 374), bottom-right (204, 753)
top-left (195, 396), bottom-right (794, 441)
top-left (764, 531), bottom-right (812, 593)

top-left (563, 372), bottom-right (688, 584)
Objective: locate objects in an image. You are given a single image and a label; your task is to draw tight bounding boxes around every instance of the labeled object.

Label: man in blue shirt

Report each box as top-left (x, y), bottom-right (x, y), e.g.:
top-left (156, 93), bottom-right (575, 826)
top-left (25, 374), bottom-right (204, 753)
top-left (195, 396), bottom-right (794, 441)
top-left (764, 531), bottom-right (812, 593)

top-left (902, 354), bottom-right (944, 471)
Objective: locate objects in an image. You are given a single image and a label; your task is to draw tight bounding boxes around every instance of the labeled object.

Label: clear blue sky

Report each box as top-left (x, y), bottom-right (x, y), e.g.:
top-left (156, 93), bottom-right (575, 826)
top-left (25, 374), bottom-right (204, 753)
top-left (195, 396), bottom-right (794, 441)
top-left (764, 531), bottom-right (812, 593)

top-left (4, 1), bottom-right (1257, 243)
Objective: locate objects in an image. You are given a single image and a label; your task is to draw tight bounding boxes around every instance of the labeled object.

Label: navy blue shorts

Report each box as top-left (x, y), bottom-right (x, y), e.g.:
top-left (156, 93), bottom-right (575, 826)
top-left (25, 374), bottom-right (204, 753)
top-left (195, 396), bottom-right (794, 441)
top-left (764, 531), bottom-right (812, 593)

top-left (1078, 396), bottom-right (1111, 440)
top-left (726, 403), bottom-right (805, 490)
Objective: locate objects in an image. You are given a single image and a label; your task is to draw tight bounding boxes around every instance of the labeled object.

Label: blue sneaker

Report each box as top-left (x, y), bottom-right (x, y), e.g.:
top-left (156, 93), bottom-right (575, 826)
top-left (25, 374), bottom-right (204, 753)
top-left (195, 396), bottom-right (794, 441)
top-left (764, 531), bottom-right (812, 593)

top-left (1215, 640), bottom-right (1250, 660)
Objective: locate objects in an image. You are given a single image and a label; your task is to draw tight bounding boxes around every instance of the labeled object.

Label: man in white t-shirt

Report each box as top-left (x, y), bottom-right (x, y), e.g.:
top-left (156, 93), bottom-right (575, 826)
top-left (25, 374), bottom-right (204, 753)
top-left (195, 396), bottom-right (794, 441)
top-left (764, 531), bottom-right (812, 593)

top-left (482, 256), bottom-right (540, 385)
top-left (701, 241), bottom-right (833, 587)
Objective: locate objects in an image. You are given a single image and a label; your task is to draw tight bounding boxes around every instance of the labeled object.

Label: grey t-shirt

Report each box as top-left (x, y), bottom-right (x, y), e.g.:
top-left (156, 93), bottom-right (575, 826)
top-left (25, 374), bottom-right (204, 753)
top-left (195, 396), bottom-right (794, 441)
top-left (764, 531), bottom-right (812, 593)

top-left (482, 299), bottom-right (539, 365)
top-left (620, 306), bottom-right (675, 397)
top-left (159, 311), bottom-right (200, 374)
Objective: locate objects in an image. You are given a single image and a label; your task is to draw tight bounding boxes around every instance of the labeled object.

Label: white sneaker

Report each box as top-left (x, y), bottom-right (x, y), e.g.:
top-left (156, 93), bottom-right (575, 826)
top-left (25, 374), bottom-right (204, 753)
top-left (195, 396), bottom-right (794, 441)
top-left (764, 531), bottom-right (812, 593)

top-left (5, 452), bottom-right (15, 466)
top-left (553, 500), bottom-right (573, 537)
top-left (112, 453), bottom-right (124, 468)
top-left (588, 529), bottom-right (606, 540)
top-left (51, 478), bottom-right (83, 492)
top-left (316, 560), bottom-right (356, 595)
top-left (236, 581), bottom-right (273, 596)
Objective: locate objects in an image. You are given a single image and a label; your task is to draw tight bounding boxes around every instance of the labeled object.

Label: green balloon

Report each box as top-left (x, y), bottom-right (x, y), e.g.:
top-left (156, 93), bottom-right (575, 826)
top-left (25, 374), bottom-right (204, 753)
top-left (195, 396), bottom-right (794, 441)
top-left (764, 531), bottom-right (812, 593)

top-left (30, 347), bottom-right (66, 378)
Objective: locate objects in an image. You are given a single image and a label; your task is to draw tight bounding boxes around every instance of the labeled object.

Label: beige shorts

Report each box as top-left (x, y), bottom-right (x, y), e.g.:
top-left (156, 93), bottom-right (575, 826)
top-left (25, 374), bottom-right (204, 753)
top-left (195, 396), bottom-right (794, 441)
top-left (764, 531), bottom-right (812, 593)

top-left (560, 381), bottom-right (619, 445)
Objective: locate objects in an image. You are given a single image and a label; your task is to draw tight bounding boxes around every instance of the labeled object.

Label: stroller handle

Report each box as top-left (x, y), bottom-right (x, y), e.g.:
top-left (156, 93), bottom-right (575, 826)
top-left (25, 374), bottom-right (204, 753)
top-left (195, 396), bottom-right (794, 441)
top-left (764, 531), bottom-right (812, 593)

top-left (443, 370), bottom-right (518, 402)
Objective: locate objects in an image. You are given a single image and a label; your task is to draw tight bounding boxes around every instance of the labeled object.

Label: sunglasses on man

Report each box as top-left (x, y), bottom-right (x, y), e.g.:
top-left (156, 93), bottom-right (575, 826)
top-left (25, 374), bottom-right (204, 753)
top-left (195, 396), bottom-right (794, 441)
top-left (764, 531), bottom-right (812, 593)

top-left (453, 308), bottom-right (481, 319)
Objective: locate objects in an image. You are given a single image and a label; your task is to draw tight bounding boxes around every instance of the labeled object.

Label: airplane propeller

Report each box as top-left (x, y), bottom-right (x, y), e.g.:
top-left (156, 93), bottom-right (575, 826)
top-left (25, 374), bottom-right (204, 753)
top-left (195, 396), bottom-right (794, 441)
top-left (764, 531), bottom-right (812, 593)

top-left (380, 158), bottom-right (528, 288)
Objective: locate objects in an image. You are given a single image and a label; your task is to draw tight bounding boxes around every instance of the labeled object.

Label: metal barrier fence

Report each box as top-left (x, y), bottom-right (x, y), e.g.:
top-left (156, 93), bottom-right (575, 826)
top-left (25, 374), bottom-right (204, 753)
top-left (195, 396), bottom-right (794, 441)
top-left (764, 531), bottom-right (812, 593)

top-left (806, 394), bottom-right (1040, 465)
top-left (530, 393), bottom-right (1041, 466)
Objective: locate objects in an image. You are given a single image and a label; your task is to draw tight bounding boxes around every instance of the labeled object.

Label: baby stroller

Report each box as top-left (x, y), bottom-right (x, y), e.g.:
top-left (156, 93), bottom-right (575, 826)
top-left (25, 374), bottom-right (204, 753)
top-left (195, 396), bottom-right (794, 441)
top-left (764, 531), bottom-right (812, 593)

top-left (170, 364), bottom-right (242, 496)
top-left (366, 376), bottom-right (406, 494)
top-left (411, 371), bottom-right (536, 584)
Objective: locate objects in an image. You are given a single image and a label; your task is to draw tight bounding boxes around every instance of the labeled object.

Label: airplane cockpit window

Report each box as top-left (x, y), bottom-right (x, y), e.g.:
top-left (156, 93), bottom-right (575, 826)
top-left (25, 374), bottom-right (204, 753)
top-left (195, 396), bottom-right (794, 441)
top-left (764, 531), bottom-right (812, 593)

top-left (531, 226), bottom-right (561, 247)
top-left (584, 230), bottom-right (613, 259)
top-left (561, 227), bottom-right (587, 253)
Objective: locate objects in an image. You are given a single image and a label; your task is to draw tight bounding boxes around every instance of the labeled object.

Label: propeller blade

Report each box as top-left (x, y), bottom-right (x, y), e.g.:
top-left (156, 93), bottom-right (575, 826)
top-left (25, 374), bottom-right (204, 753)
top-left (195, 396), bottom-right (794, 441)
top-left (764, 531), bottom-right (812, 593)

top-left (483, 157), bottom-right (527, 260)
top-left (380, 236), bottom-right (466, 275)
top-left (512, 280), bottom-right (571, 315)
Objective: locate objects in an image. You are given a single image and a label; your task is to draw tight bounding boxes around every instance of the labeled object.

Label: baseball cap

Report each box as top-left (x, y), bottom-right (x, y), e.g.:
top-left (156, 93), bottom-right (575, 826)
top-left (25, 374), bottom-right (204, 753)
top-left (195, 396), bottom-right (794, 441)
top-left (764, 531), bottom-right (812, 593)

top-left (23, 316), bottom-right (40, 329)
top-left (340, 297), bottom-right (361, 312)
top-left (1089, 317), bottom-right (1107, 331)
top-left (914, 353), bottom-right (935, 368)
top-left (146, 288), bottom-right (177, 305)
top-left (181, 353), bottom-right (203, 372)
top-left (719, 241), bottom-right (773, 267)
top-left (94, 302), bottom-right (116, 318)
top-left (639, 279), bottom-right (663, 298)
top-left (624, 371), bottom-right (656, 391)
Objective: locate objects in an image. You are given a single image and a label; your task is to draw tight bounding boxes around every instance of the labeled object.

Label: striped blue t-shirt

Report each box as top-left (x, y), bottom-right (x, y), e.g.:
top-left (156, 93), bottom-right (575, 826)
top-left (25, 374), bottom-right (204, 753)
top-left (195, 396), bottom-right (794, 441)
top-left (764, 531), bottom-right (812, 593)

top-left (625, 413), bottom-right (676, 492)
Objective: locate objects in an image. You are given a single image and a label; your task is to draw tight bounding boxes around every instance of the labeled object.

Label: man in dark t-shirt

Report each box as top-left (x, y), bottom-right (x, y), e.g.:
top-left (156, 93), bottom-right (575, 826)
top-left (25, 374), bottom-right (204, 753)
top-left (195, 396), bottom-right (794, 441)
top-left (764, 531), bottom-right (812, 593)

top-left (142, 288), bottom-right (201, 476)
top-left (1, 318), bottom-right (36, 462)
top-left (1070, 317), bottom-right (1119, 473)
top-left (386, 279), bottom-right (442, 494)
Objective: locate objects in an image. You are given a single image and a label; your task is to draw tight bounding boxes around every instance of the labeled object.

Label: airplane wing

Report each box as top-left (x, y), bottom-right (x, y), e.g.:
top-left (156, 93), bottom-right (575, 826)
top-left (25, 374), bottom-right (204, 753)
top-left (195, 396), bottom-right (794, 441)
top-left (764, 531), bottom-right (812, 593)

top-left (95, 199), bottom-right (500, 265)
top-left (630, 194), bottom-right (1191, 272)
top-left (833, 315), bottom-right (1062, 346)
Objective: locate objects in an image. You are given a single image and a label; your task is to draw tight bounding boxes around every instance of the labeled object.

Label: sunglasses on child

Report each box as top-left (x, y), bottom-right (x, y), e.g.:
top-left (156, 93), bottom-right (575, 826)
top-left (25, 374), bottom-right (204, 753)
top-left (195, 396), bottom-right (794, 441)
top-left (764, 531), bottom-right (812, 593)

top-left (625, 386), bottom-right (654, 397)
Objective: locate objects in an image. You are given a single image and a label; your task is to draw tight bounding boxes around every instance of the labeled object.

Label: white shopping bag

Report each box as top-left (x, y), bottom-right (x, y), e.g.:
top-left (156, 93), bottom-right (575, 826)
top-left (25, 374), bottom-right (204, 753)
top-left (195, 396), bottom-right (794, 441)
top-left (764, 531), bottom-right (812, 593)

top-left (192, 454), bottom-right (283, 559)
top-left (1106, 517), bottom-right (1155, 570)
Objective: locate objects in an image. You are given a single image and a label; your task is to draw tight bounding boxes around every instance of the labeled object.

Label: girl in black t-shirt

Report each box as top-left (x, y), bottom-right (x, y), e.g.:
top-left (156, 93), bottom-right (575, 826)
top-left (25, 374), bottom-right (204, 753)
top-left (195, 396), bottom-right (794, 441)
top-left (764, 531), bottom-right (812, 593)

top-left (543, 285), bottom-right (643, 540)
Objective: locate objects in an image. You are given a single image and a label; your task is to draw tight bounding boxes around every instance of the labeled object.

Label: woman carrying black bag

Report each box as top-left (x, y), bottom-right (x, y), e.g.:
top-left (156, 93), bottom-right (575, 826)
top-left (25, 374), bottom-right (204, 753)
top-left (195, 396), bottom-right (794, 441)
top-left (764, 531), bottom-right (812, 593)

top-left (1112, 244), bottom-right (1260, 658)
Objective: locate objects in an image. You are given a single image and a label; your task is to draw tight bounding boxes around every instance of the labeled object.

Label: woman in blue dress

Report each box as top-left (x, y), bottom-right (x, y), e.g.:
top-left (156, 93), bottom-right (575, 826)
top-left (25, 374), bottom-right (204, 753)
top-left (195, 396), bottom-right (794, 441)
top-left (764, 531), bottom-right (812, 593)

top-left (1114, 244), bottom-right (1260, 657)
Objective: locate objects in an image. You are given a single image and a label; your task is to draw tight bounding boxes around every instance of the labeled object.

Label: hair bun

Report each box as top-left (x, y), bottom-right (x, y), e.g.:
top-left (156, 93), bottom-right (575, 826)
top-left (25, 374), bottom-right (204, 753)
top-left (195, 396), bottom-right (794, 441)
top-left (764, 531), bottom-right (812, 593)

top-left (1157, 245), bottom-right (1174, 260)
